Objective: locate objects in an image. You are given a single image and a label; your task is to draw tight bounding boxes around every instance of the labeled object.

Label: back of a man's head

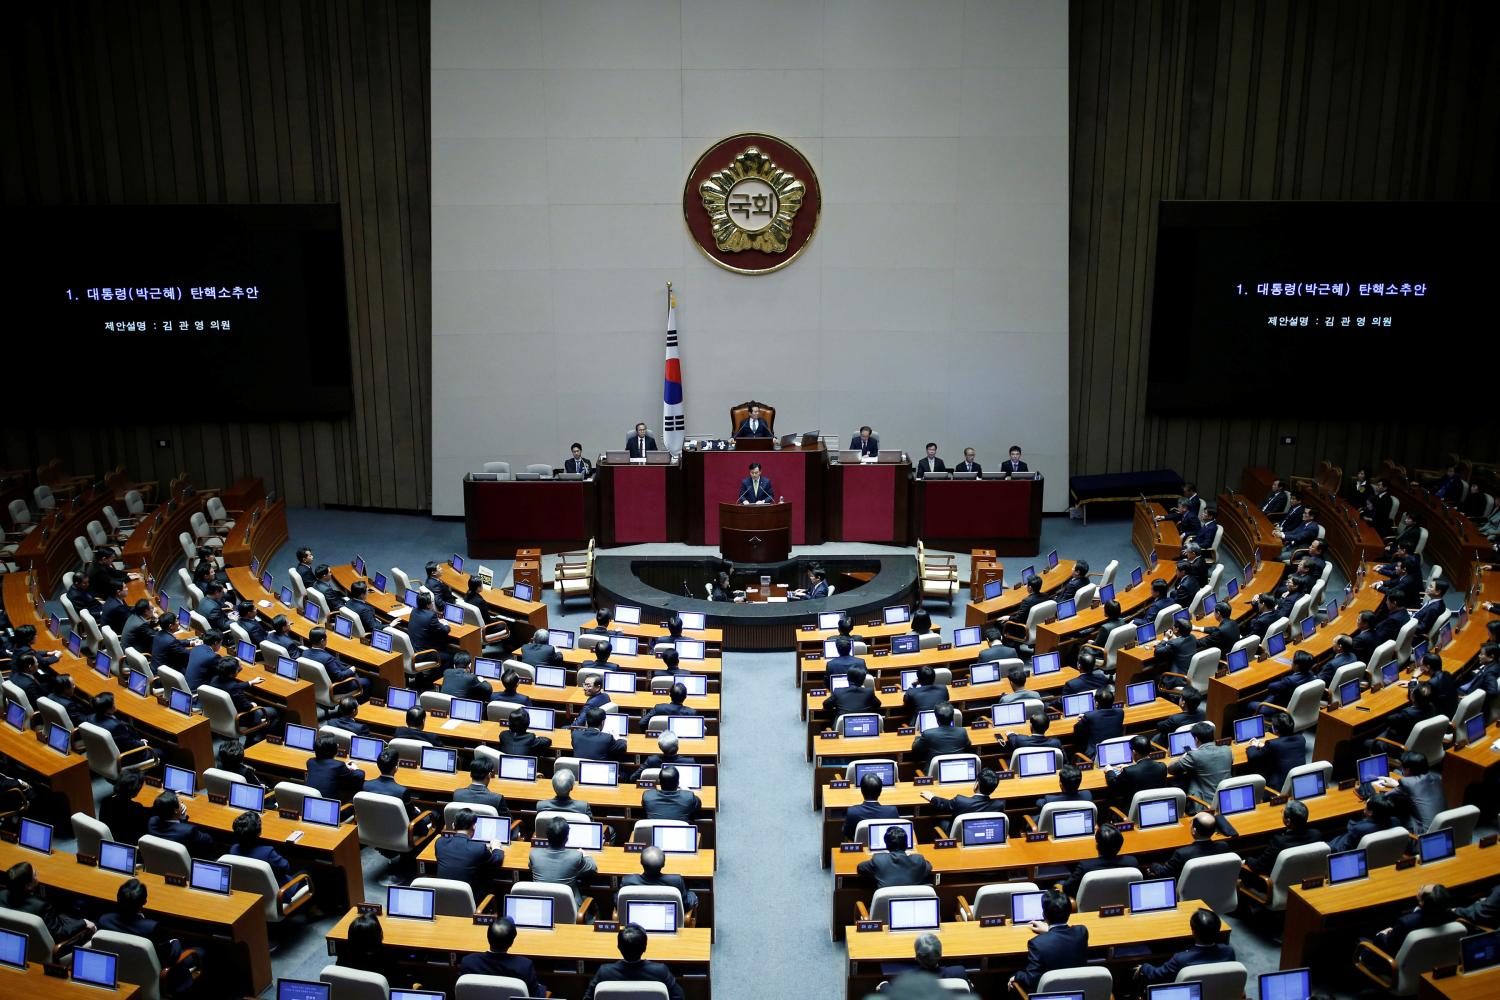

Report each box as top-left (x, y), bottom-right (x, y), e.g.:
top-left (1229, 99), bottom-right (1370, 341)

top-left (1095, 822), bottom-right (1123, 858)
top-left (552, 768), bottom-right (576, 797)
top-left (546, 815), bottom-right (571, 848)
top-left (1191, 811), bottom-right (1216, 841)
top-left (860, 773), bottom-right (884, 801)
top-left (914, 931), bottom-right (943, 971)
top-left (1040, 888), bottom-right (1071, 925)
top-left (975, 768), bottom-right (999, 795)
top-left (1130, 734), bottom-right (1153, 759)
top-left (1189, 906), bottom-right (1218, 944)
top-left (1007, 665), bottom-right (1027, 689)
top-left (487, 916), bottom-right (517, 954)
top-left (617, 923), bottom-right (648, 961)
top-left (934, 702), bottom-right (955, 727)
top-left (884, 825), bottom-right (909, 853)
top-left (640, 845), bottom-right (666, 874)
top-left (1058, 763), bottom-right (1082, 793)
top-left (1283, 798), bottom-right (1309, 831)
top-left (659, 765), bottom-right (681, 792)
top-left (847, 664), bottom-right (868, 687)
top-left (835, 635), bottom-right (852, 656)
top-left (1190, 721), bottom-right (1215, 744)
top-left (1028, 710), bottom-right (1049, 735)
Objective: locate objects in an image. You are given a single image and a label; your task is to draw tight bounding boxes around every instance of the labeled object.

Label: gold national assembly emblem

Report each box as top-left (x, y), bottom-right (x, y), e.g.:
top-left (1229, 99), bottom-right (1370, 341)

top-left (684, 134), bottom-right (821, 275)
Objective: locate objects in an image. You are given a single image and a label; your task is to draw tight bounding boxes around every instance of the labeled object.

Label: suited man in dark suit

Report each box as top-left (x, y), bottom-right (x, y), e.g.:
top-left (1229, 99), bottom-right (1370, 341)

top-left (1062, 650), bottom-right (1111, 696)
top-left (305, 734), bottom-right (365, 800)
top-left (1002, 446), bottom-right (1030, 475)
top-left (921, 767), bottom-right (1004, 819)
top-left (1139, 907), bottom-right (1236, 984)
top-left (915, 443), bottom-right (947, 479)
top-left (956, 447), bottom-right (981, 475)
top-left (1412, 651), bottom-right (1459, 719)
top-left (902, 665), bottom-right (950, 720)
top-left (1244, 594), bottom-right (1281, 639)
top-left (519, 628), bottom-right (564, 666)
top-left (643, 765), bottom-right (701, 821)
top-left (294, 547), bottom-right (317, 588)
top-left (499, 707), bottom-right (552, 758)
top-left (572, 706), bottom-right (626, 762)
top-left (198, 582), bottom-right (234, 632)
top-left (1152, 811), bottom-right (1232, 879)
top-left (643, 683), bottom-right (698, 727)
top-left (1073, 687), bottom-right (1124, 757)
top-left (1134, 579), bottom-right (1175, 626)
top-left (99, 580), bottom-right (131, 633)
top-left (1002, 710), bottom-right (1065, 754)
top-left (1360, 883), bottom-right (1456, 966)
top-left (324, 695), bottom-right (371, 736)
top-left (1377, 559), bottom-right (1423, 607)
top-left (626, 423), bottom-right (658, 458)
top-left (1197, 603), bottom-right (1240, 655)
top-left (303, 626), bottom-right (370, 694)
top-left (1365, 683), bottom-right (1439, 760)
top-left (234, 601), bottom-right (268, 645)
top-left (738, 463), bottom-right (775, 503)
top-left (842, 772), bottom-right (901, 839)
top-left (342, 581), bottom-right (380, 636)
top-left (265, 615), bottom-right (303, 659)
top-left (979, 625), bottom-right (1022, 663)
top-left (4, 861), bottom-right (94, 942)
top-left (183, 631), bottom-right (224, 691)
top-left (1251, 649), bottom-right (1317, 716)
top-left (436, 808), bottom-right (506, 899)
top-left (824, 664), bottom-right (881, 718)
top-left (1053, 560), bottom-right (1092, 605)
top-left (734, 404), bottom-right (772, 438)
top-left (458, 919), bottom-right (546, 996)
top-left (1279, 506), bottom-right (1322, 556)
top-left (204, 656), bottom-right (281, 732)
top-left (309, 564), bottom-right (346, 614)
top-left (1105, 734), bottom-right (1169, 803)
top-left (1363, 479), bottom-right (1396, 536)
top-left (1088, 602), bottom-right (1127, 649)
top-left (1059, 823), bottom-right (1138, 898)
top-left (849, 426), bottom-right (879, 456)
top-left (1151, 617), bottom-right (1198, 681)
top-left (1246, 712), bottom-right (1307, 790)
top-left (453, 757), bottom-right (508, 814)
top-left (1317, 635), bottom-right (1361, 686)
top-left (365, 747), bottom-right (423, 817)
top-left (148, 790), bottom-right (217, 858)
top-left (1373, 593), bottom-right (1412, 646)
top-left (822, 635), bottom-right (865, 678)
top-left (1190, 508), bottom-right (1219, 552)
top-left (1328, 792), bottom-right (1400, 852)
top-left (228, 811), bottom-right (303, 902)
top-left (1387, 512), bottom-right (1424, 555)
top-left (391, 706), bottom-right (434, 746)
top-left (564, 443), bottom-right (593, 477)
top-left (91, 691), bottom-right (156, 760)
top-left (7, 653), bottom-right (49, 709)
top-left (407, 593), bottom-right (454, 670)
top-left (1349, 610), bottom-right (1382, 663)
top-left (793, 566), bottom-right (830, 600)
top-left (1261, 477), bottom-right (1290, 516)
top-left (856, 825), bottom-right (933, 889)
top-left (1166, 559), bottom-right (1199, 608)
top-left (99, 879), bottom-right (190, 970)
top-left (66, 570), bottom-right (104, 622)
top-left (623, 846), bottom-right (699, 914)
top-left (1010, 890), bottom-right (1089, 993)
top-left (1005, 574), bottom-right (1048, 629)
top-left (1279, 497), bottom-right (1306, 534)
top-left (912, 702), bottom-right (971, 771)
top-left (1411, 580), bottom-right (1449, 636)
top-left (422, 562), bottom-right (456, 606)
top-left (441, 651), bottom-right (493, 702)
top-left (1244, 798), bottom-right (1322, 876)
top-left (582, 924), bottom-right (684, 1000)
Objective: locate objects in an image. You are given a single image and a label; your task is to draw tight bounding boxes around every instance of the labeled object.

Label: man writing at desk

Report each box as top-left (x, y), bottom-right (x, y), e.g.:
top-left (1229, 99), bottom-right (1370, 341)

top-left (739, 462), bottom-right (774, 504)
top-left (850, 425), bottom-right (879, 457)
top-left (626, 423), bottom-right (657, 458)
top-left (735, 404), bottom-right (772, 438)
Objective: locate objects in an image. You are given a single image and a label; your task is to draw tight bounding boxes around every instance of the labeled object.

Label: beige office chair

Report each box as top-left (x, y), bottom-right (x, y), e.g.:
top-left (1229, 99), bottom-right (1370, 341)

top-left (1354, 921), bottom-right (1465, 996)
top-left (856, 885), bottom-right (939, 924)
top-left (202, 767), bottom-right (251, 798)
top-left (411, 876), bottom-right (495, 916)
top-left (1178, 853), bottom-right (1242, 916)
top-left (138, 835), bottom-right (191, 877)
top-left (956, 881), bottom-right (1040, 921)
top-left (76, 721), bottom-right (156, 781)
top-left (1030, 968), bottom-right (1113, 1000)
top-left (353, 791), bottom-right (435, 860)
top-left (1074, 867), bottom-right (1143, 911)
top-left (319, 965), bottom-right (391, 1000)
top-left (453, 975), bottom-right (531, 1000)
top-left (1425, 805), bottom-right (1480, 846)
top-left (220, 854), bottom-right (314, 923)
top-left (1176, 962), bottom-right (1248, 1000)
top-left (1281, 760), bottom-right (1333, 797)
top-left (1239, 840), bottom-right (1328, 911)
top-left (615, 884), bottom-right (687, 927)
top-left (71, 812), bottom-right (113, 857)
top-left (506, 882), bottom-right (594, 924)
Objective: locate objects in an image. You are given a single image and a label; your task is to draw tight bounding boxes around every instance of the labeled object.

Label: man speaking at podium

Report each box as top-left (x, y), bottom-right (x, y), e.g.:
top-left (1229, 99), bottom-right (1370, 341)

top-left (735, 404), bottom-right (772, 438)
top-left (739, 463), bottom-right (775, 504)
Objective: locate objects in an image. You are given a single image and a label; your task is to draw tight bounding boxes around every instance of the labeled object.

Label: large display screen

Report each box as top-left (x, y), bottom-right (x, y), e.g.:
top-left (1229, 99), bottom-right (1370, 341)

top-left (12, 204), bottom-right (352, 417)
top-left (1146, 201), bottom-right (1492, 416)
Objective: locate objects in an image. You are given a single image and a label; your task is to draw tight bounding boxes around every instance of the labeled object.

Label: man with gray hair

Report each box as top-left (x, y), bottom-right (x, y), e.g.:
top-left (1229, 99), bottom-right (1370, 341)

top-left (630, 729), bottom-right (682, 781)
top-left (914, 932), bottom-right (968, 981)
top-left (621, 845), bottom-right (698, 914)
top-left (536, 768), bottom-right (592, 819)
top-left (528, 815), bottom-right (597, 906)
top-left (519, 628), bottom-right (563, 667)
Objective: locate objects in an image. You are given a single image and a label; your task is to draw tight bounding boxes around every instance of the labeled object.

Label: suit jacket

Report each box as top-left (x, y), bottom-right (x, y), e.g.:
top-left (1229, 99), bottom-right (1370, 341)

top-left (344, 599), bottom-right (379, 635)
top-left (1265, 670), bottom-right (1315, 708)
top-left (1074, 707), bottom-right (1124, 756)
top-left (499, 731), bottom-right (552, 757)
top-left (229, 842), bottom-right (293, 887)
top-left (926, 792), bottom-right (1003, 819)
top-left (324, 715), bottom-right (370, 737)
top-left (295, 563), bottom-right (317, 587)
top-left (1003, 459), bottom-right (1030, 474)
top-left (1142, 942), bottom-right (1236, 984)
top-left (915, 456), bottom-right (947, 478)
top-left (1424, 669), bottom-right (1459, 719)
top-left (842, 801), bottom-right (900, 839)
top-left (1198, 619), bottom-right (1240, 654)
top-left (1379, 703), bottom-right (1437, 748)
top-left (66, 585), bottom-right (103, 621)
top-left (98, 597), bottom-right (128, 634)
top-left (739, 475), bottom-right (775, 503)
top-left (856, 849), bottom-right (933, 889)
top-left (1014, 924), bottom-right (1089, 991)
top-left (571, 727), bottom-right (626, 762)
top-left (903, 684), bottom-right (950, 717)
top-left (1390, 772), bottom-right (1446, 832)
top-left (1153, 635), bottom-right (1197, 674)
top-left (1412, 598), bottom-right (1445, 635)
top-left (1247, 825), bottom-right (1323, 874)
top-left (535, 796), bottom-right (591, 818)
top-left (1318, 650), bottom-right (1360, 686)
top-left (1107, 759), bottom-right (1169, 802)
top-left (1063, 670), bottom-right (1112, 696)
top-left (849, 434), bottom-right (880, 456)
top-left (95, 713), bottom-right (147, 752)
top-left (824, 655), bottom-right (865, 678)
top-left (519, 641), bottom-right (563, 666)
top-left (955, 460), bottom-right (981, 475)
top-left (435, 833), bottom-right (505, 895)
top-left (99, 910), bottom-right (180, 965)
top-left (440, 669), bottom-right (492, 702)
top-left (912, 725), bottom-right (972, 770)
top-left (1328, 815), bottom-right (1397, 853)
top-left (1262, 489), bottom-right (1290, 515)
top-left (642, 787), bottom-right (701, 822)
top-left (453, 783), bottom-right (508, 815)
top-left (183, 645), bottom-right (220, 691)
top-left (1376, 904), bottom-right (1458, 954)
top-left (1191, 521), bottom-right (1219, 550)
top-left (583, 960), bottom-right (683, 1000)
top-left (805, 580), bottom-right (830, 599)
top-left (304, 646), bottom-right (356, 683)
top-left (735, 418), bottom-right (772, 438)
top-left (408, 608), bottom-right (451, 653)
top-left (528, 845), bottom-right (597, 905)
top-left (147, 815), bottom-right (216, 857)
top-left (1168, 743), bottom-right (1233, 810)
top-left (824, 685), bottom-right (881, 717)
top-left (625, 434), bottom-right (658, 458)
top-left (622, 871), bottom-right (699, 912)
top-left (1280, 504), bottom-right (1306, 533)
top-left (365, 774), bottom-right (418, 815)
top-left (1060, 854), bottom-right (1140, 898)
top-left (457, 952), bottom-right (544, 997)
top-left (564, 457), bottom-right (593, 476)
top-left (1456, 884), bottom-right (1500, 924)
top-left (1006, 733), bottom-right (1064, 753)
top-left (1246, 736), bottom-right (1306, 790)
top-left (1366, 492), bottom-right (1395, 534)
top-left (100, 794), bottom-right (152, 844)
top-left (305, 757), bottom-right (365, 799)
top-left (1162, 838), bottom-right (1232, 878)
top-left (3, 887), bottom-right (86, 941)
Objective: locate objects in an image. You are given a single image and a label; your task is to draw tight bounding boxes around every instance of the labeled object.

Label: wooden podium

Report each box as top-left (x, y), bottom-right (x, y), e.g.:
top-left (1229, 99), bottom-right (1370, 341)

top-left (719, 501), bottom-right (792, 564)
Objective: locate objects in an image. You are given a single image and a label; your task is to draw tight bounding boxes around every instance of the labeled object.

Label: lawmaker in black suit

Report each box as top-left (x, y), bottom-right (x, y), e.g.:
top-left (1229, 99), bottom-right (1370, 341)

top-left (519, 628), bottom-right (564, 667)
top-left (365, 748), bottom-right (424, 820)
top-left (436, 808), bottom-right (506, 899)
top-left (915, 443), bottom-right (947, 478)
top-left (305, 734), bottom-right (366, 800)
top-left (3, 861), bottom-right (93, 942)
top-left (1002, 446), bottom-right (1029, 474)
top-left (458, 919), bottom-right (546, 996)
top-left (572, 706), bottom-right (626, 762)
top-left (1010, 890), bottom-right (1089, 993)
top-left (1138, 907), bottom-right (1236, 983)
top-left (911, 702), bottom-right (971, 771)
top-left (849, 426), bottom-right (879, 456)
top-left (1073, 687), bottom-right (1123, 757)
top-left (1105, 735), bottom-right (1169, 802)
top-left (824, 664), bottom-right (881, 718)
top-left (441, 651), bottom-right (492, 702)
top-left (500, 707), bottom-right (553, 758)
top-left (1151, 812), bottom-right (1231, 879)
top-left (1244, 799), bottom-right (1322, 876)
top-left (1197, 603), bottom-right (1240, 654)
top-left (228, 811), bottom-right (304, 903)
top-left (583, 924), bottom-right (684, 1000)
top-left (148, 790), bottom-right (217, 858)
top-left (343, 581), bottom-right (380, 635)
top-left (1245, 712), bottom-right (1307, 790)
top-left (453, 757), bottom-right (508, 814)
top-left (408, 593), bottom-right (455, 669)
top-left (739, 463), bottom-right (775, 504)
top-left (626, 423), bottom-right (658, 458)
top-left (842, 773), bottom-right (901, 840)
top-left (921, 768), bottom-right (1004, 818)
top-left (623, 846), bottom-right (699, 914)
top-left (856, 826), bottom-right (934, 889)
top-left (734, 405), bottom-right (772, 438)
top-left (955, 448), bottom-right (981, 475)
top-left (902, 664), bottom-right (949, 719)
top-left (100, 879), bottom-right (191, 972)
top-left (1358, 884), bottom-right (1455, 969)
top-left (1059, 824), bottom-right (1138, 898)
top-left (642, 765), bottom-right (701, 822)
top-left (564, 443), bottom-right (593, 477)
top-left (91, 692), bottom-right (157, 761)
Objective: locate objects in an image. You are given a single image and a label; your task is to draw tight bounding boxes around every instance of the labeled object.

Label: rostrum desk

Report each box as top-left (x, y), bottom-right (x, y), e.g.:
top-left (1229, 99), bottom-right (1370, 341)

top-left (717, 500), bottom-right (792, 563)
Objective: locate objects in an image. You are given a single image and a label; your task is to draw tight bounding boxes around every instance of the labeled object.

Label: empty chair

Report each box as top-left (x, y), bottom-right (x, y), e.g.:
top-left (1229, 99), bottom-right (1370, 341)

top-left (1178, 853), bottom-right (1242, 916)
top-left (1098, 560), bottom-right (1119, 591)
top-left (88, 929), bottom-right (179, 1000)
top-left (1280, 760), bottom-right (1333, 797)
top-left (1120, 787), bottom-right (1188, 825)
top-left (1359, 825), bottom-right (1414, 868)
top-left (286, 567), bottom-right (307, 602)
top-left (86, 519), bottom-right (111, 550)
top-left (1032, 966), bottom-right (1113, 1000)
top-left (320, 965), bottom-right (391, 1000)
top-left (353, 791), bottom-right (434, 860)
top-left (594, 985), bottom-right (670, 1000)
top-left (1034, 800), bottom-right (1098, 836)
top-left (957, 881), bottom-right (1040, 921)
top-left (1425, 805), bottom-right (1480, 846)
top-left (71, 812), bottom-right (114, 857)
top-left (206, 496), bottom-right (237, 532)
top-left (1353, 921), bottom-right (1466, 996)
top-left (202, 767), bottom-right (250, 798)
top-left (272, 782), bottom-right (322, 815)
top-left (507, 881), bottom-right (593, 924)
top-left (454, 975), bottom-right (531, 1000)
top-left (524, 463), bottom-right (553, 478)
top-left (138, 834), bottom-right (191, 877)
top-left (411, 876), bottom-right (493, 916)
top-left (1176, 962), bottom-right (1248, 1000)
top-left (1075, 867), bottom-right (1144, 911)
top-left (443, 801), bottom-right (500, 827)
top-left (1377, 714), bottom-right (1450, 767)
top-left (946, 812), bottom-right (1008, 845)
top-left (857, 885), bottom-right (939, 924)
top-left (189, 511), bottom-right (223, 550)
top-left (481, 462), bottom-right (512, 479)
top-left (220, 854), bottom-right (314, 923)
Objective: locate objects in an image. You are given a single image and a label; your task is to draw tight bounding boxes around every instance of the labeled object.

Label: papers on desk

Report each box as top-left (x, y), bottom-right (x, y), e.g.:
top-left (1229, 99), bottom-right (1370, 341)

top-left (389, 606), bottom-right (412, 618)
top-left (258, 600), bottom-right (273, 608)
top-left (441, 719), bottom-right (463, 731)
top-left (1490, 737), bottom-right (1500, 752)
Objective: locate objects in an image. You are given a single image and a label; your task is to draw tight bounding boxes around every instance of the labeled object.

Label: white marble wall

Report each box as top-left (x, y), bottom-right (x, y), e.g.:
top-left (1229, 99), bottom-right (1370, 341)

top-left (432, 0), bottom-right (1068, 515)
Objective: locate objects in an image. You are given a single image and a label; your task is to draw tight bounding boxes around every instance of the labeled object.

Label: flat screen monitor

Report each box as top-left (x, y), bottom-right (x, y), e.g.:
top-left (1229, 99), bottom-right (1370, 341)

top-left (670, 674), bottom-right (707, 696)
top-left (18, 818), bottom-right (52, 854)
top-left (1020, 566), bottom-right (1035, 581)
top-left (420, 747), bottom-right (457, 773)
top-left (278, 982), bottom-right (331, 1000)
top-left (1300, 616), bottom-right (1316, 639)
top-left (1357, 754), bottom-right (1389, 784)
top-left (1202, 594), bottom-right (1217, 617)
top-left (229, 782), bottom-right (266, 812)
top-left (1257, 969), bottom-right (1312, 1000)
top-left (0, 927), bottom-right (27, 970)
top-left (613, 635), bottom-right (640, 657)
top-left (1033, 994), bottom-right (1086, 1000)
top-left (667, 715), bottom-right (705, 739)
top-left (1131, 566), bottom-right (1145, 587)
top-left (1226, 578), bottom-right (1239, 599)
top-left (63, 630), bottom-right (79, 655)
top-left (668, 762), bottom-right (704, 789)
top-left (300, 598), bottom-right (322, 623)
top-left (613, 605), bottom-right (641, 625)
top-left (284, 723), bottom-right (317, 751)
top-left (1061, 692), bottom-right (1095, 718)
top-left (1217, 784), bottom-right (1257, 815)
top-left (503, 894), bottom-right (554, 929)
top-left (47, 722), bottom-right (72, 754)
top-left (385, 687), bottom-right (417, 711)
top-left (1047, 549), bottom-right (1060, 568)
top-left (1126, 680), bottom-right (1156, 707)
top-left (1266, 631), bottom-right (1287, 657)
top-left (70, 947), bottom-right (118, 989)
top-left (512, 581), bottom-right (534, 602)
top-left (525, 707), bottom-right (556, 731)
top-left (915, 710), bottom-right (939, 733)
top-left (852, 761), bottom-right (897, 788)
top-left (167, 688), bottom-right (193, 715)
top-left (953, 626), bottom-right (981, 647)
top-left (624, 900), bottom-right (679, 934)
top-left (564, 822), bottom-right (604, 851)
top-left (1136, 623), bottom-right (1157, 645)
top-left (391, 990), bottom-right (445, 1000)
top-left (498, 755), bottom-right (537, 782)
top-left (1233, 715), bottom-right (1265, 743)
top-left (1337, 680), bottom-right (1360, 707)
top-left (302, 796), bottom-right (341, 827)
top-left (548, 629), bottom-right (575, 649)
top-left (353, 555), bottom-right (365, 576)
top-left (901, 673), bottom-right (921, 693)
top-left (372, 572), bottom-right (388, 593)
top-left (652, 824), bottom-right (698, 854)
top-left (1097, 739), bottom-right (1133, 767)
top-left (1099, 583), bottom-right (1116, 604)
top-left (371, 629), bottom-right (394, 653)
top-left (677, 612), bottom-right (706, 631)
top-left (1031, 651), bottom-right (1061, 675)
top-left (1056, 599), bottom-right (1077, 620)
top-left (235, 640), bottom-right (256, 664)
top-left (1328, 848), bottom-right (1368, 884)
top-left (866, 819), bottom-right (914, 852)
top-left (1129, 877), bottom-right (1178, 913)
top-left (1226, 648), bottom-right (1250, 673)
top-left (674, 639), bottom-right (706, 661)
top-left (1146, 985), bottom-right (1200, 1000)
top-left (991, 702), bottom-right (1029, 726)
top-left (1412, 640), bottom-right (1428, 663)
top-left (935, 757), bottom-right (977, 784)
top-left (163, 764), bottom-right (196, 796)
top-left (1418, 828), bottom-right (1456, 864)
top-left (474, 657), bottom-right (502, 680)
top-left (450, 554), bottom-right (464, 573)
top-left (817, 612), bottom-right (843, 630)
top-left (971, 663), bottom-right (1000, 686)
top-left (983, 580), bottom-right (1003, 601)
top-left (1381, 661), bottom-right (1400, 686)
top-left (386, 885), bottom-right (435, 920)
top-left (602, 671), bottom-right (637, 694)
top-left (1464, 713), bottom-right (1486, 744)
top-left (841, 714), bottom-right (880, 738)
top-left (127, 670), bottom-right (151, 696)
top-left (823, 639), bottom-right (842, 659)
top-left (1461, 930), bottom-right (1500, 972)
top-left (4, 701), bottom-right (25, 729)
top-left (441, 604), bottom-right (466, 625)
top-left (1168, 731), bottom-right (1197, 756)
top-left (349, 735), bottom-right (385, 762)
top-left (578, 760), bottom-right (619, 787)
top-left (890, 635), bottom-right (919, 655)
top-left (260, 571), bottom-right (275, 592)
top-left (1290, 770), bottom-right (1326, 800)
top-left (1138, 798), bottom-right (1180, 829)
top-left (883, 606), bottom-right (911, 625)
top-left (533, 666), bottom-right (566, 688)
top-left (402, 589), bottom-right (419, 609)
top-left (97, 841), bottom-right (137, 876)
top-left (274, 656), bottom-right (298, 681)
top-left (1011, 890), bottom-right (1045, 923)
top-left (600, 713), bottom-right (629, 738)
top-left (886, 896), bottom-right (940, 932)
top-left (1052, 808), bottom-right (1095, 838)
top-left (470, 816), bottom-right (511, 845)
top-left (279, 586), bottom-right (294, 607)
top-left (449, 697), bottom-right (484, 723)
top-left (332, 614), bottom-right (354, 638)
top-left (1018, 751), bottom-right (1058, 777)
top-left (189, 859), bottom-right (232, 894)
top-left (94, 651), bottom-right (113, 678)
top-left (960, 816), bottom-right (1007, 847)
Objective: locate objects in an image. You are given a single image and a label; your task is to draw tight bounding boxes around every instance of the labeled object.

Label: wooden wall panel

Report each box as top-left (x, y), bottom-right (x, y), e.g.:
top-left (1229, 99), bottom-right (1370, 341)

top-left (0, 0), bottom-right (431, 510)
top-left (1070, 0), bottom-right (1500, 493)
